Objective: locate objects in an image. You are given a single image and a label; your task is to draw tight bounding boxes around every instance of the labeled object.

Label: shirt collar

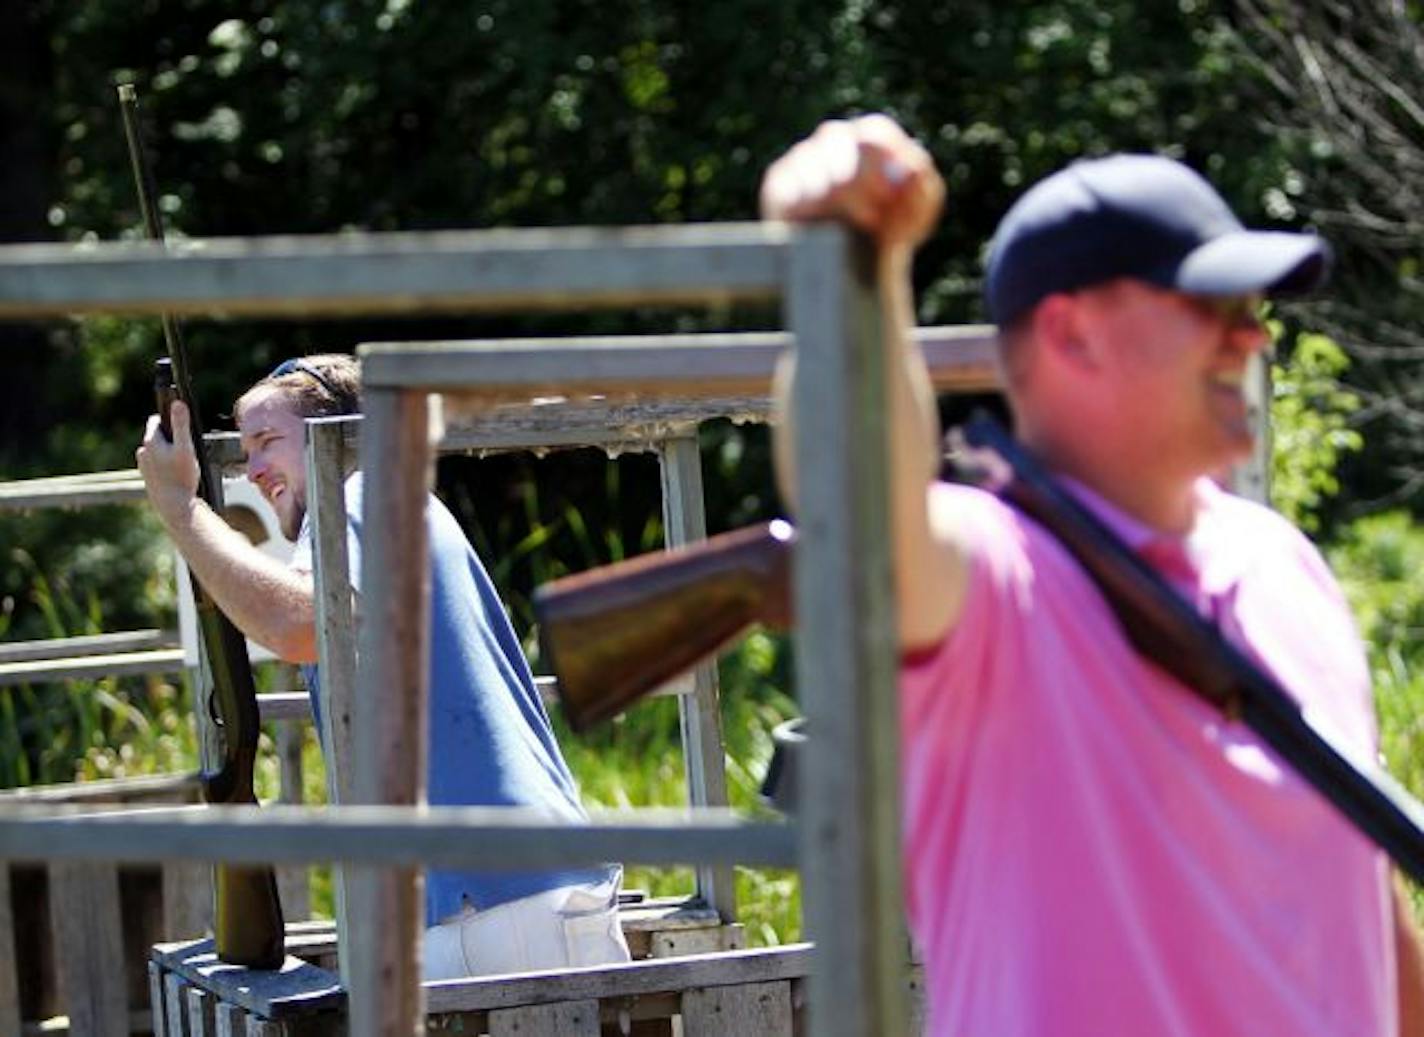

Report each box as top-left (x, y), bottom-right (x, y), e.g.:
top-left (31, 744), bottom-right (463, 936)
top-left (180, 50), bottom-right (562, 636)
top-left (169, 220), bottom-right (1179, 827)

top-left (1054, 476), bottom-right (1236, 591)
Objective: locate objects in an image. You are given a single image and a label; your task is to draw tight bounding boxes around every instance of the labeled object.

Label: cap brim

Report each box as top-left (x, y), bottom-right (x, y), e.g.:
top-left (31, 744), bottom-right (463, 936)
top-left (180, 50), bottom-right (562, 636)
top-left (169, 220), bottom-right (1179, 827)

top-left (1174, 231), bottom-right (1332, 298)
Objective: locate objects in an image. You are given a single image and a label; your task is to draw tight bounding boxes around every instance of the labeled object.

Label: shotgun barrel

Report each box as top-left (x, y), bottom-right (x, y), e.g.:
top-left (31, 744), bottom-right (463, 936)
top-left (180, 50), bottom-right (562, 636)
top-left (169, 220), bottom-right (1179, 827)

top-left (535, 519), bottom-right (795, 730)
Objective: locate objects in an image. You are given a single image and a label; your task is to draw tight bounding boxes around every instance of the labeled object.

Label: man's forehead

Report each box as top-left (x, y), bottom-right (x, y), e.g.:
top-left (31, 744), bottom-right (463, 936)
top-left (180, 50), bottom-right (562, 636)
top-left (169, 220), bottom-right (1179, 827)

top-left (237, 390), bottom-right (301, 439)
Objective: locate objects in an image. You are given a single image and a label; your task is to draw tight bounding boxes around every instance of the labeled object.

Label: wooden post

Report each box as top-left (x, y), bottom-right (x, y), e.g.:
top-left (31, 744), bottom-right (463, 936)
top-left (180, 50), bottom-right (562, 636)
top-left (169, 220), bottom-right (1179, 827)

top-left (0, 864), bottom-right (18, 1037)
top-left (305, 415), bottom-right (360, 986)
top-left (49, 861), bottom-right (129, 1037)
top-left (162, 860), bottom-right (214, 940)
top-left (348, 387), bottom-right (434, 1036)
top-left (657, 432), bottom-right (736, 923)
top-left (1232, 353), bottom-right (1272, 505)
top-left (273, 680), bottom-right (311, 922)
top-left (165, 971), bottom-right (193, 1037)
top-left (786, 226), bottom-right (906, 1036)
top-left (187, 985), bottom-right (217, 1036)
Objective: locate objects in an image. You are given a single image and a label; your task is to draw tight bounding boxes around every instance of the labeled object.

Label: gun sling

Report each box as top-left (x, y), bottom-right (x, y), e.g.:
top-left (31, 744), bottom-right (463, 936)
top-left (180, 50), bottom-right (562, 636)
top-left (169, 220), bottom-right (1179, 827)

top-left (957, 413), bottom-right (1424, 884)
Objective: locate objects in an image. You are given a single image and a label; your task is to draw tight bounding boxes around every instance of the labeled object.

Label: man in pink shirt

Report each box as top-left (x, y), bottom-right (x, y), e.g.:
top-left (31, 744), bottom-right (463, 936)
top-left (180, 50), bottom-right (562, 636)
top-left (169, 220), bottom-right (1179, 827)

top-left (761, 116), bottom-right (1424, 1035)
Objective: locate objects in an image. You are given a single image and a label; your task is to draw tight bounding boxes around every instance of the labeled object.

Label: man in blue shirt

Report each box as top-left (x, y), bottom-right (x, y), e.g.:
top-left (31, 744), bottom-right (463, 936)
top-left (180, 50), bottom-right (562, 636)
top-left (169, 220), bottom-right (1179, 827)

top-left (136, 353), bottom-right (629, 978)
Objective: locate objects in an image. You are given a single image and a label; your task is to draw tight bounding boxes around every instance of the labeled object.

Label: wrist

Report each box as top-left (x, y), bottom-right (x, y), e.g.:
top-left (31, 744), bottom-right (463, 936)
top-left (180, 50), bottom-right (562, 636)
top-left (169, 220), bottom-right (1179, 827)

top-left (153, 488), bottom-right (202, 536)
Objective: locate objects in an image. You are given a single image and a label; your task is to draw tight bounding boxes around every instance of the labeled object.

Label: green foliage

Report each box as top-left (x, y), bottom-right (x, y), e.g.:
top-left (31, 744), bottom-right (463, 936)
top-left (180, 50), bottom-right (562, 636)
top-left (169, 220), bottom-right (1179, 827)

top-left (1329, 512), bottom-right (1424, 800)
top-left (555, 629), bottom-right (802, 944)
top-left (1270, 325), bottom-right (1363, 532)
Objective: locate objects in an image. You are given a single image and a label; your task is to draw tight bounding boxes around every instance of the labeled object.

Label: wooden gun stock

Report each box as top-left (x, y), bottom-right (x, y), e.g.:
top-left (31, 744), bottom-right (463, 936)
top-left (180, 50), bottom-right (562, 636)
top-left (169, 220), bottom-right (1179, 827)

top-left (536, 520), bottom-right (795, 730)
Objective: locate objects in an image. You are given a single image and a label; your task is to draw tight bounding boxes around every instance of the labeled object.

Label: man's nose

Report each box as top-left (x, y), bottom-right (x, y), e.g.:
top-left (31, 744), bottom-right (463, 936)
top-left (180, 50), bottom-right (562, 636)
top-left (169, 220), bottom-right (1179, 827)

top-left (1229, 315), bottom-right (1271, 357)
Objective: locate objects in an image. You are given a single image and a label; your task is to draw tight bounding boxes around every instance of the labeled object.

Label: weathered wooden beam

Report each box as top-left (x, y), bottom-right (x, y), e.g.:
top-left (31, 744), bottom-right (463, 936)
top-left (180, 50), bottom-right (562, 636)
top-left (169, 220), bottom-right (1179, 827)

top-left (202, 325), bottom-right (995, 470)
top-left (0, 804), bottom-right (797, 869)
top-left (489, 999), bottom-right (601, 1036)
top-left (659, 433), bottom-right (736, 924)
top-left (787, 227), bottom-right (906, 1035)
top-left (304, 416), bottom-right (357, 989)
top-left (49, 860), bottom-right (129, 1037)
top-left (0, 647), bottom-right (186, 686)
top-left (424, 944), bottom-right (813, 1014)
top-left (0, 771), bottom-right (200, 805)
top-left (347, 386), bottom-right (431, 1037)
top-left (0, 224), bottom-right (788, 319)
top-left (681, 979), bottom-right (793, 1036)
top-left (0, 629), bottom-right (174, 664)
top-left (0, 469), bottom-right (147, 511)
top-left (0, 865), bottom-right (19, 1037)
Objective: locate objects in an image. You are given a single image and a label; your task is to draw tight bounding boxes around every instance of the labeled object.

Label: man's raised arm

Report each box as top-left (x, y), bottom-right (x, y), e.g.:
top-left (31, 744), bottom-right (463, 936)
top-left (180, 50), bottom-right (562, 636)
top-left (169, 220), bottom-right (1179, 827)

top-left (760, 114), bottom-right (967, 653)
top-left (136, 399), bottom-right (318, 663)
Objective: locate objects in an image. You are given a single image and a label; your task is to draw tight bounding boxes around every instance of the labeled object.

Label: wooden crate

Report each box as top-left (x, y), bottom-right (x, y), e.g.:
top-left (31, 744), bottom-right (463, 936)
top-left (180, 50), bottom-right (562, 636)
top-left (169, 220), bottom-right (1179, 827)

top-left (150, 935), bottom-right (926, 1036)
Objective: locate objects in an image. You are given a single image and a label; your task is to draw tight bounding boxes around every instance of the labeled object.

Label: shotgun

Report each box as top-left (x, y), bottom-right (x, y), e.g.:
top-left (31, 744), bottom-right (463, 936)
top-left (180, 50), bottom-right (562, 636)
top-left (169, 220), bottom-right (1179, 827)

top-left (123, 84), bottom-right (284, 969)
top-left (535, 413), bottom-right (1424, 883)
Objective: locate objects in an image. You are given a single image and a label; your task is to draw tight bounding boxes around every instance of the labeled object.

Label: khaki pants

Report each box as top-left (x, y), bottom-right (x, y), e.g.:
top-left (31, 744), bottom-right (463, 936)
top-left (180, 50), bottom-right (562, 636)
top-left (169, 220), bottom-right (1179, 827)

top-left (423, 875), bottom-right (631, 980)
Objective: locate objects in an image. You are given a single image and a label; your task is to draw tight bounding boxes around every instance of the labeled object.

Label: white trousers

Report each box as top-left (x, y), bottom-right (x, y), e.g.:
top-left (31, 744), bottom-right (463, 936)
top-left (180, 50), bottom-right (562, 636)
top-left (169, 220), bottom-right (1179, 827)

top-left (423, 875), bottom-right (631, 980)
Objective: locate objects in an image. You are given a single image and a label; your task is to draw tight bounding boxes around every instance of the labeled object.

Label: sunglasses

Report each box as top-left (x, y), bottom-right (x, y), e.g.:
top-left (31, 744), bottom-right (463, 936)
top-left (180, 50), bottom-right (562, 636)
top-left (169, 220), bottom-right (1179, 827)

top-left (269, 358), bottom-right (343, 399)
top-left (1187, 293), bottom-right (1266, 328)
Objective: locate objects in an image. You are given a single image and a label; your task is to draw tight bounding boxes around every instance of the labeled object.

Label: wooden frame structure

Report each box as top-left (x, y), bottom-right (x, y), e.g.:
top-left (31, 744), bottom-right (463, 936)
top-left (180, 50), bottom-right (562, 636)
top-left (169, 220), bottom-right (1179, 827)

top-left (0, 222), bottom-right (991, 1035)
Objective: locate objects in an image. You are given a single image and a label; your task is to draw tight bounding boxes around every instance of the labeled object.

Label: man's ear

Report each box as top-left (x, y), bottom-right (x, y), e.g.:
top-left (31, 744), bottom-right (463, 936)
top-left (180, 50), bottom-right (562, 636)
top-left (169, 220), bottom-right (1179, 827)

top-left (1031, 293), bottom-right (1098, 375)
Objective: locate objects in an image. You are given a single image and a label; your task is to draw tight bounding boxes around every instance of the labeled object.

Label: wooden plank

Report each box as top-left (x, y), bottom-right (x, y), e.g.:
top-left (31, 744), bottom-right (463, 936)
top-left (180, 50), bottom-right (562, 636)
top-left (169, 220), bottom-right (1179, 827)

top-left (787, 224), bottom-right (906, 1037)
top-left (659, 433), bottom-right (736, 924)
top-left (305, 416), bottom-right (358, 806)
top-left (206, 324), bottom-right (997, 472)
top-left (0, 224), bottom-right (788, 319)
top-left (188, 986), bottom-right (217, 1036)
top-left (1232, 353), bottom-right (1272, 504)
top-left (0, 804), bottom-right (795, 871)
top-left (681, 980), bottom-right (792, 1037)
top-left (149, 962), bottom-right (169, 1037)
top-left (0, 478), bottom-right (147, 511)
top-left (489, 998), bottom-right (601, 1036)
top-left (0, 771), bottom-right (200, 805)
top-left (347, 387), bottom-right (431, 1037)
top-left (151, 940), bottom-right (342, 1020)
top-left (649, 924), bottom-right (745, 959)
top-left (49, 860), bottom-right (128, 1037)
top-left (371, 339), bottom-right (782, 405)
top-left (257, 693), bottom-right (311, 723)
top-left (906, 966), bottom-right (927, 1037)
top-left (214, 1002), bottom-right (246, 1037)
top-left (363, 326), bottom-right (997, 397)
top-left (162, 860), bottom-right (214, 941)
top-left (273, 684), bottom-right (310, 923)
top-left (0, 865), bottom-right (18, 1037)
top-left (0, 648), bottom-right (186, 686)
top-left (0, 629), bottom-right (174, 664)
top-left (166, 972), bottom-right (193, 1037)
top-left (426, 944), bottom-right (811, 1014)
top-left (305, 417), bottom-right (357, 986)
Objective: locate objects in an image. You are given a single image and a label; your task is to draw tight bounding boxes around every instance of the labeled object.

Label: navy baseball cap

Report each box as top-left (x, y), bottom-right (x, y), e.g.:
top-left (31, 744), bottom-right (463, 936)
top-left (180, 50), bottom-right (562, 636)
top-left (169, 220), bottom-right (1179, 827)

top-left (984, 154), bottom-right (1331, 326)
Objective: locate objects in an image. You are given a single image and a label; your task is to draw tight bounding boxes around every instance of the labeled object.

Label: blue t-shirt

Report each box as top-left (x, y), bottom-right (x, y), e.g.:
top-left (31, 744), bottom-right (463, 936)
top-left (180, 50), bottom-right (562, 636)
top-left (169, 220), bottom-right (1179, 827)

top-left (293, 473), bottom-right (612, 924)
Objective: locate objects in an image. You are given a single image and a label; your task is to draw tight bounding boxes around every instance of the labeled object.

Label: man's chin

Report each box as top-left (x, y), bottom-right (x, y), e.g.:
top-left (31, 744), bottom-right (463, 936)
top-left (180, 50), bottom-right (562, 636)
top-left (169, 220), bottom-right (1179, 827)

top-left (278, 508), bottom-right (305, 541)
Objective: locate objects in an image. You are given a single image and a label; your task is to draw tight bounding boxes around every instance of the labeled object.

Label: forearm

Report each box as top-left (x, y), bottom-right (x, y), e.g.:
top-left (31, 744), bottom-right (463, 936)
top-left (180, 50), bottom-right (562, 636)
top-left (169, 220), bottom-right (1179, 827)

top-left (160, 498), bottom-right (318, 663)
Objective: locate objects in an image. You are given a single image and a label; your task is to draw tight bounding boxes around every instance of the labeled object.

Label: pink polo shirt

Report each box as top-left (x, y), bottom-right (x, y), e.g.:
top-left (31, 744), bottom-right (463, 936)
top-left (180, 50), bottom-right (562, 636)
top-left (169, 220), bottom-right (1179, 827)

top-left (900, 479), bottom-right (1393, 1037)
